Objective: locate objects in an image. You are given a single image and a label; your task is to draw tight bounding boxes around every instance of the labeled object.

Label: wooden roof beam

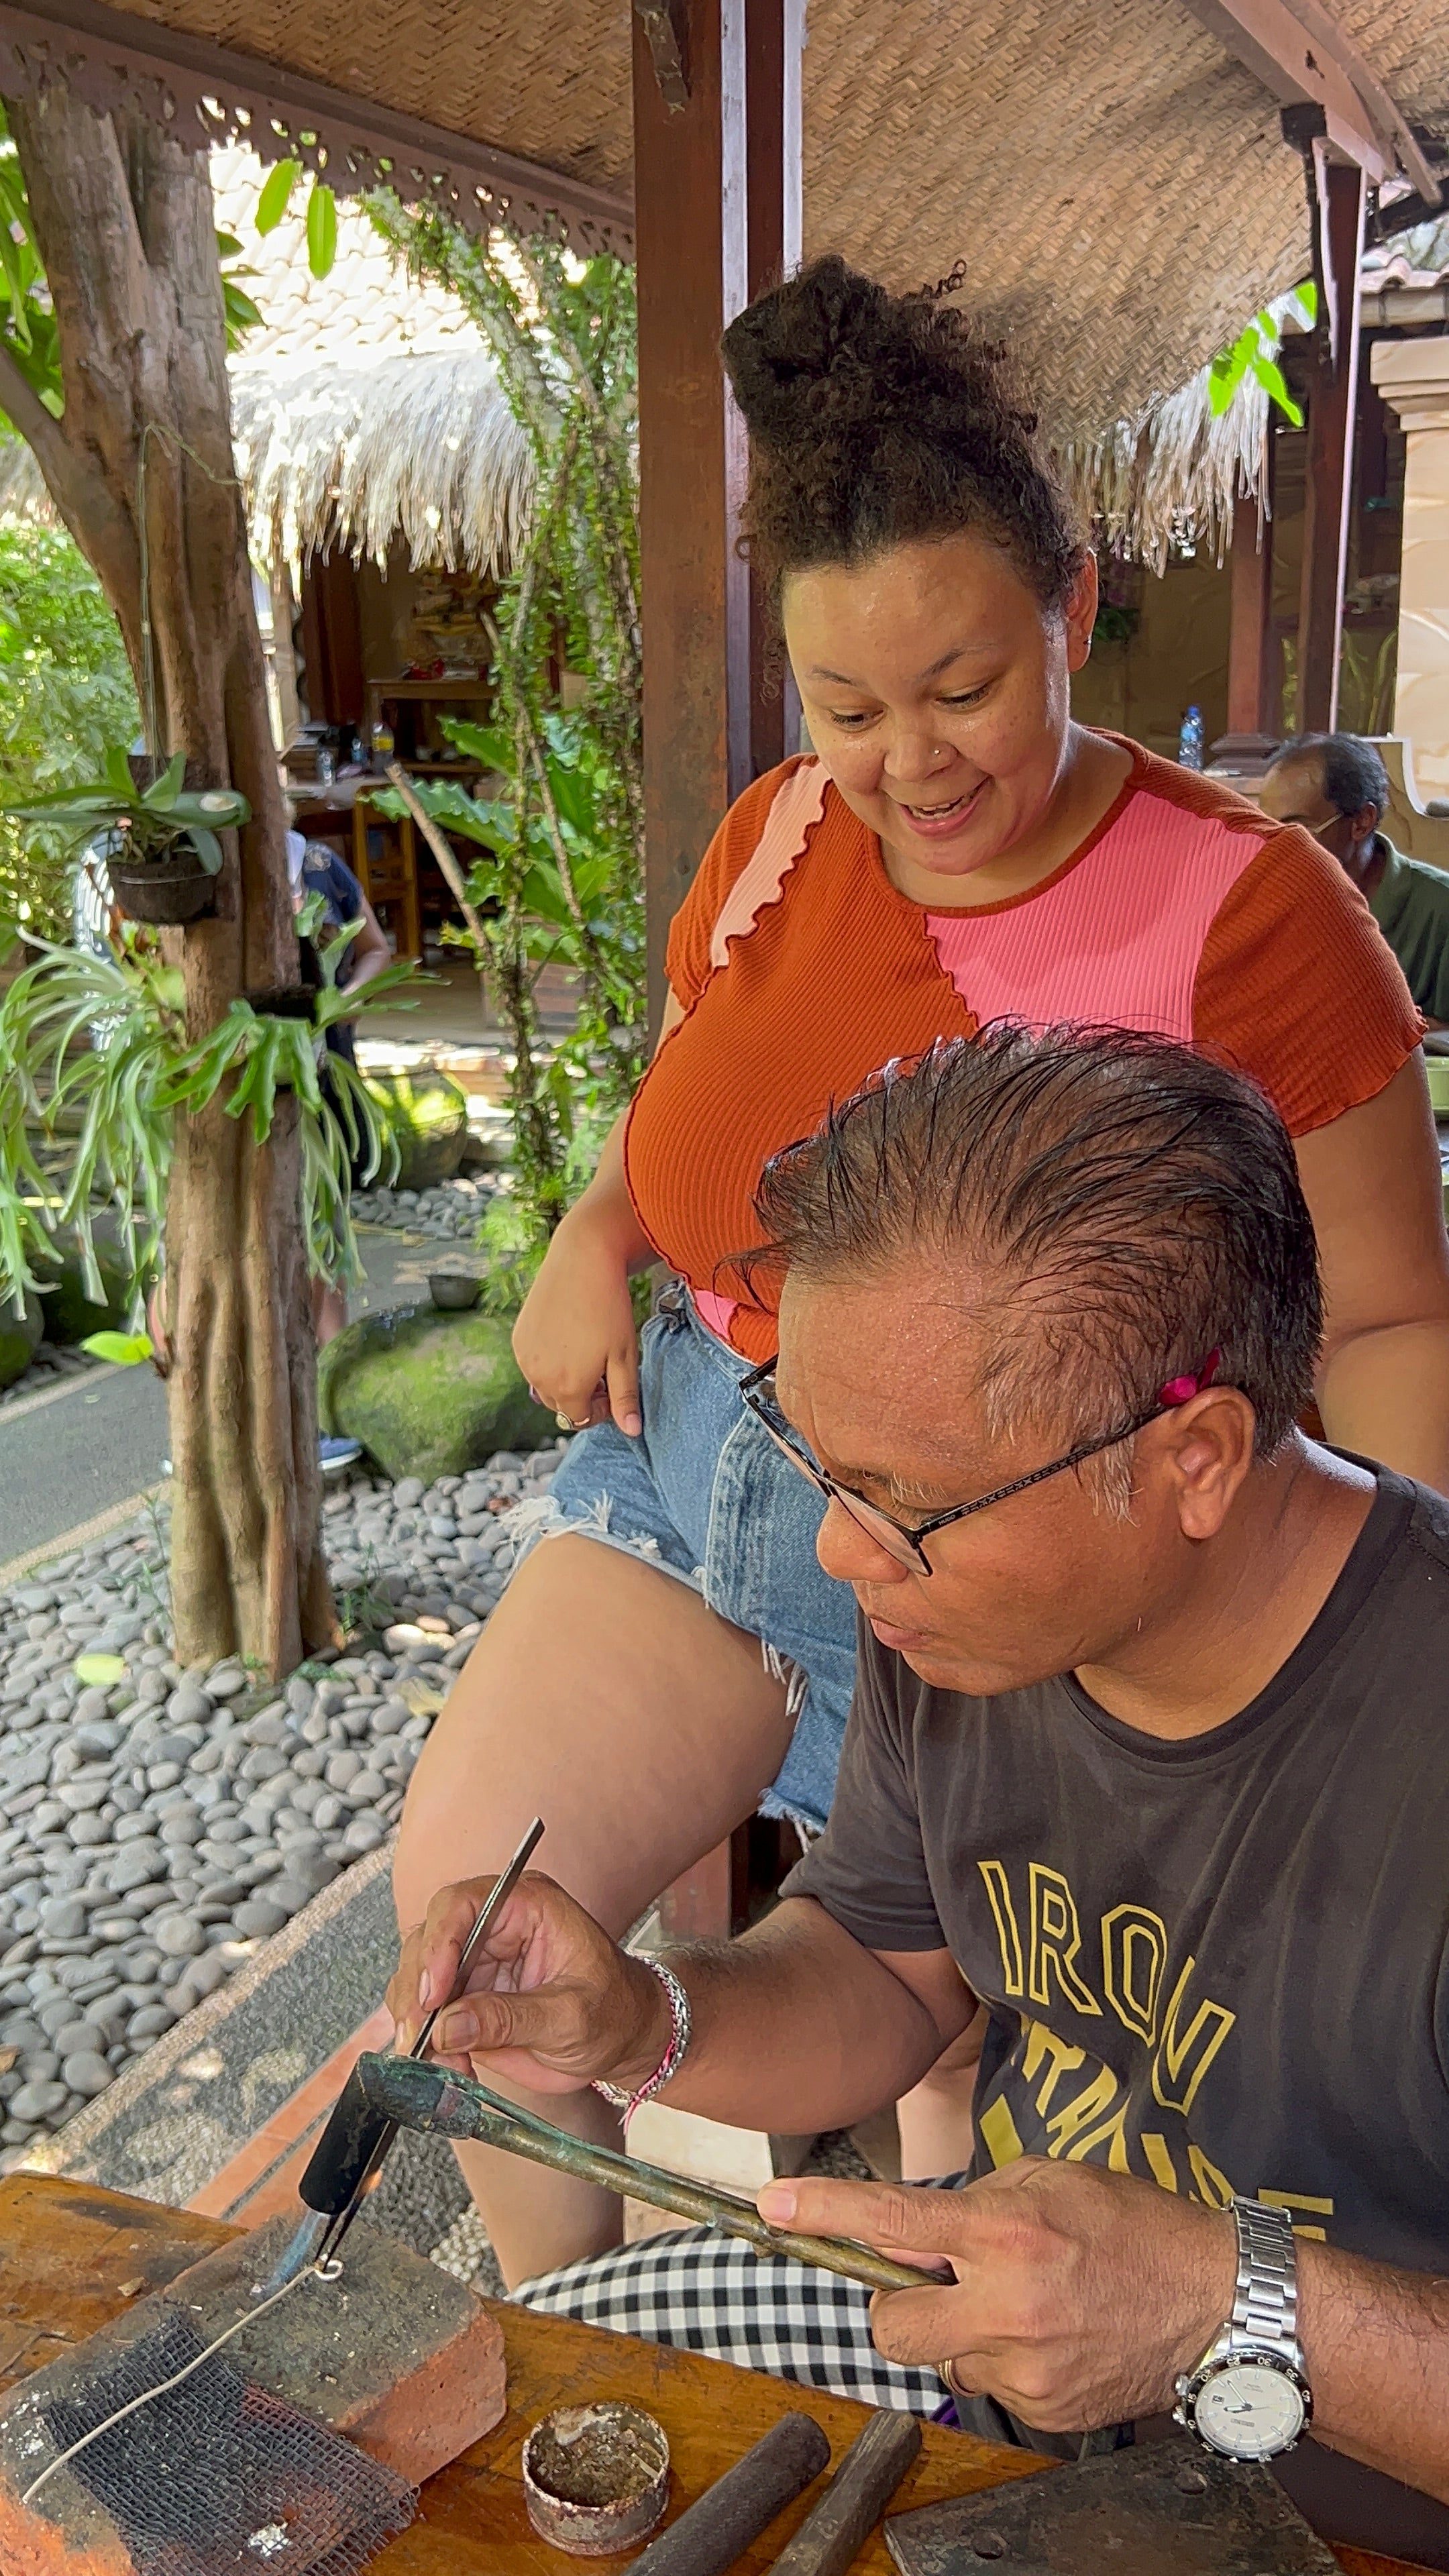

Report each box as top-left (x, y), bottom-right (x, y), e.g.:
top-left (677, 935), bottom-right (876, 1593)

top-left (1175, 0), bottom-right (1442, 205)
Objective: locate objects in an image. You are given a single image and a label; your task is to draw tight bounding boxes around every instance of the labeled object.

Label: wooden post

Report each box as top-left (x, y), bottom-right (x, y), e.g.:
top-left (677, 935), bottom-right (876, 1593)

top-left (633, 0), bottom-right (803, 1032)
top-left (1296, 157), bottom-right (1366, 731)
top-left (1227, 492), bottom-right (1274, 735)
top-left (634, 0), bottom-right (804, 1944)
top-left (733, 0), bottom-right (804, 788)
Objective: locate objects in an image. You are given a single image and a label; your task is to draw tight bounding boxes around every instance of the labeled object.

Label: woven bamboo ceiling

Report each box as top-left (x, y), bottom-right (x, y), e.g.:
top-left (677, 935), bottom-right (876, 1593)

top-left (11, 0), bottom-right (1449, 436)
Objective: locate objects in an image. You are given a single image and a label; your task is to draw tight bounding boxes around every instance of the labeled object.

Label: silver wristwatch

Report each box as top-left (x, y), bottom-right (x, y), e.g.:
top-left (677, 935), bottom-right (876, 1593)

top-left (1173, 2196), bottom-right (1312, 2462)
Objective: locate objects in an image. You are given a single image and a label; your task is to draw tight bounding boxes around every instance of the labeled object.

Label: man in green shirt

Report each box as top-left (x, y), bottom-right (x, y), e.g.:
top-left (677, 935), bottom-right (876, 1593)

top-left (1260, 731), bottom-right (1449, 1026)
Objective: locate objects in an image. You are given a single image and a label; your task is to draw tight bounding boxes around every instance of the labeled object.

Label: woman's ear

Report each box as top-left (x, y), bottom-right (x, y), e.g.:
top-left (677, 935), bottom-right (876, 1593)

top-left (1063, 553), bottom-right (1099, 674)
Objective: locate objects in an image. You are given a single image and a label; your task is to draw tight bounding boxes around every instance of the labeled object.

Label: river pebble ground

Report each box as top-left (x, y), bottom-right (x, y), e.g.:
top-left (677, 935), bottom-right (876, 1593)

top-left (351, 1172), bottom-right (500, 1240)
top-left (0, 1438), bottom-right (566, 2171)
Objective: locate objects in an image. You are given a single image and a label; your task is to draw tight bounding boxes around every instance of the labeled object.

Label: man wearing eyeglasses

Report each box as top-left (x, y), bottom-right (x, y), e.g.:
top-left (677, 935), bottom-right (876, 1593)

top-left (390, 1028), bottom-right (1449, 2567)
top-left (1259, 732), bottom-right (1449, 1028)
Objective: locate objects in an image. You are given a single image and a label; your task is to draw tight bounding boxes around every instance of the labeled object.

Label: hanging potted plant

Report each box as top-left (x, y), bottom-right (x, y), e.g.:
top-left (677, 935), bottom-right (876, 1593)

top-left (3, 746), bottom-right (249, 925)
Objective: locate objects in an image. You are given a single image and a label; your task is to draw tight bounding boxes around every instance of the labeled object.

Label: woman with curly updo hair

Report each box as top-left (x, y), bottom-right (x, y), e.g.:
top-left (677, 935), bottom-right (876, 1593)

top-left (394, 258), bottom-right (1449, 2281)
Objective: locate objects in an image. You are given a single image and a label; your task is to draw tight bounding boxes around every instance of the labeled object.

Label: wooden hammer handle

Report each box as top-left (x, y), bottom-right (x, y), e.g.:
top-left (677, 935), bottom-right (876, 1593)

top-left (625, 2412), bottom-right (831, 2574)
top-left (767, 2410), bottom-right (922, 2575)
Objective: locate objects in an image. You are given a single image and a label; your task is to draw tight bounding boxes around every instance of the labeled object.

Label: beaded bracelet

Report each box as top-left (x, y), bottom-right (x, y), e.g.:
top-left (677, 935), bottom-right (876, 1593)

top-left (592, 1957), bottom-right (693, 2124)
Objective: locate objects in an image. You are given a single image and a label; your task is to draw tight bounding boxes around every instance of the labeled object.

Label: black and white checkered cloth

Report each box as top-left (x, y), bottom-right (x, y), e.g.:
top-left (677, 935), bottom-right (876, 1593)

top-left (516, 2191), bottom-right (970, 2416)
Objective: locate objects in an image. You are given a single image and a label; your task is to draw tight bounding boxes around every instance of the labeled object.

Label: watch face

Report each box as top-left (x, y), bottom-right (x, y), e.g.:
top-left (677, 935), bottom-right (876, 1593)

top-left (1195, 2359), bottom-right (1306, 2459)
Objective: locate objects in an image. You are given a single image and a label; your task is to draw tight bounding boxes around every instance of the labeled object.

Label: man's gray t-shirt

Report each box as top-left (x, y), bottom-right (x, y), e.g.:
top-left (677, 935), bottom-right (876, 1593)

top-left (784, 1467), bottom-right (1449, 2562)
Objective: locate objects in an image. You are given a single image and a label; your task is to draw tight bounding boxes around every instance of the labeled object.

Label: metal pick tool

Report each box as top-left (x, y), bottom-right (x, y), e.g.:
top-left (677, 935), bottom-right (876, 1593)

top-left (261, 1815), bottom-right (545, 2291)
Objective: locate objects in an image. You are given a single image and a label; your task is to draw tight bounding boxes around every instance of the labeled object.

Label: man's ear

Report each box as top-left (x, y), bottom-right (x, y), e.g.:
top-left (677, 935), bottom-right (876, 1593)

top-left (1159, 1388), bottom-right (1258, 1540)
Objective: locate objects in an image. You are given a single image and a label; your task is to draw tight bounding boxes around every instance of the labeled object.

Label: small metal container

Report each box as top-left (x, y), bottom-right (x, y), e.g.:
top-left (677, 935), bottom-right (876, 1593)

top-left (522, 2402), bottom-right (671, 2557)
top-left (428, 1271), bottom-right (482, 1311)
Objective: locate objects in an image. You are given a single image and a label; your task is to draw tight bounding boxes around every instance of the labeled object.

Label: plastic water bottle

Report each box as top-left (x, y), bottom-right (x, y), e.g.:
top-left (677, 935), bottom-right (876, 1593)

top-left (1178, 705), bottom-right (1205, 769)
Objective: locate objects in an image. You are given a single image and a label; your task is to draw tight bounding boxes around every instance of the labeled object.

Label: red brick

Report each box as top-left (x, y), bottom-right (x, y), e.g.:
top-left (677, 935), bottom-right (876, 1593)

top-left (0, 2214), bottom-right (506, 2573)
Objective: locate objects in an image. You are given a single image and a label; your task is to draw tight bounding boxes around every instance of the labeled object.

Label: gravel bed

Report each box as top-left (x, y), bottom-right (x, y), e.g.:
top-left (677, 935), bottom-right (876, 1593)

top-left (352, 1173), bottom-right (500, 1241)
top-left (0, 1438), bottom-right (568, 2171)
top-left (1, 1342), bottom-right (106, 1409)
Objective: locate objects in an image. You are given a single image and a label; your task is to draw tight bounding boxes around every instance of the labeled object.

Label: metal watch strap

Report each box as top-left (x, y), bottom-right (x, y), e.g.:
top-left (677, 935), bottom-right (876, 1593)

top-left (1222, 2197), bottom-right (1303, 2368)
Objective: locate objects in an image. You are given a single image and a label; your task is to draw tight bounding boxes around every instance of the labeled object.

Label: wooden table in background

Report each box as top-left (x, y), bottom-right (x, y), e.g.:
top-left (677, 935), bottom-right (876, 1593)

top-left (0, 2176), bottom-right (1425, 2576)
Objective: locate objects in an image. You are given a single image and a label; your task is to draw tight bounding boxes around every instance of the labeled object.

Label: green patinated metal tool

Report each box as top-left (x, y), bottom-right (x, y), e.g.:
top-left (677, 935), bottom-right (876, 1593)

top-left (350, 2051), bottom-right (937, 2296)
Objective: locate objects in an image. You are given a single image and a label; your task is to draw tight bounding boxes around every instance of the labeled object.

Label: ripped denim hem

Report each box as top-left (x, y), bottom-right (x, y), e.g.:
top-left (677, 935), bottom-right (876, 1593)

top-left (502, 1492), bottom-right (705, 1597)
top-left (755, 1779), bottom-right (826, 1834)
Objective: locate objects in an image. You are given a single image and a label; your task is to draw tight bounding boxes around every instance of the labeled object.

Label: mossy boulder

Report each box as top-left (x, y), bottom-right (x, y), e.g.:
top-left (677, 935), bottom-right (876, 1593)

top-left (0, 1292), bottom-right (42, 1391)
top-left (317, 1302), bottom-right (555, 1482)
top-left (364, 1068), bottom-right (470, 1192)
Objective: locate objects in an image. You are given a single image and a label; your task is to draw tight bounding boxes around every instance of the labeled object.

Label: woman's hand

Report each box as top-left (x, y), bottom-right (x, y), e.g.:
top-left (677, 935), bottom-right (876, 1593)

top-left (387, 1869), bottom-right (671, 2098)
top-left (513, 1201), bottom-right (643, 1436)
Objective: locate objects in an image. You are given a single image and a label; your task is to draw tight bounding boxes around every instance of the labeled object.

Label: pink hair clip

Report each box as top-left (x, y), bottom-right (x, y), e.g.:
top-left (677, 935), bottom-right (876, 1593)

top-left (1159, 1348), bottom-right (1222, 1407)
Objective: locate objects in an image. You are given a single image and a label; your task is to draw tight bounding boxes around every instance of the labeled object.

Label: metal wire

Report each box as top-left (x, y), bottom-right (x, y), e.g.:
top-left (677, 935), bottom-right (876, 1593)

top-left (19, 2255), bottom-right (341, 2508)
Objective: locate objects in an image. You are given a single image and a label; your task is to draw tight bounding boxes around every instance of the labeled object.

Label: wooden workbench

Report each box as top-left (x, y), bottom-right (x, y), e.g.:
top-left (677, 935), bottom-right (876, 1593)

top-left (0, 2176), bottom-right (1425, 2575)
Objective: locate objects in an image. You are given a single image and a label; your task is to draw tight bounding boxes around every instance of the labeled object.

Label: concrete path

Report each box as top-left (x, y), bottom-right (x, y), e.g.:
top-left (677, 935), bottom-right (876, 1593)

top-left (0, 1227), bottom-right (451, 1570)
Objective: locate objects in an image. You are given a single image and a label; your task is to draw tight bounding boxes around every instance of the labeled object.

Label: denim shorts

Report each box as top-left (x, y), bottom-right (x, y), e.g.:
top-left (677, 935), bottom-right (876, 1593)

top-left (509, 1289), bottom-right (857, 1831)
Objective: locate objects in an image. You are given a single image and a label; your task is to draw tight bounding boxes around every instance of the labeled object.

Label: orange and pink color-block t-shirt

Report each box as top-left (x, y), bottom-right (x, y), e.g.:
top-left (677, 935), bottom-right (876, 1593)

top-left (624, 741), bottom-right (1423, 1364)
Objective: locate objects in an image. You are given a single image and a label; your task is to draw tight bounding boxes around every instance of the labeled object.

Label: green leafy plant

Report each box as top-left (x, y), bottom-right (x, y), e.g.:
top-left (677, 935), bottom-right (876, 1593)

top-left (0, 525), bottom-right (140, 944)
top-left (80, 1328), bottom-right (154, 1364)
top-left (0, 912), bottom-right (421, 1322)
top-left (366, 204), bottom-right (645, 1276)
top-left (254, 156), bottom-right (339, 280)
top-left (3, 746), bottom-right (249, 881)
top-left (377, 708), bottom-right (644, 1274)
top-left (1209, 281), bottom-right (1317, 427)
top-left (215, 231), bottom-right (265, 347)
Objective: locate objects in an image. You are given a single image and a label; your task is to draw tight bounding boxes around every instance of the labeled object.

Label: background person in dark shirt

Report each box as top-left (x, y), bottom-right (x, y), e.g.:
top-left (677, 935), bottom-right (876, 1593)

top-left (1260, 730), bottom-right (1449, 1026)
top-left (391, 1031), bottom-right (1449, 2569)
top-left (284, 822), bottom-right (392, 1353)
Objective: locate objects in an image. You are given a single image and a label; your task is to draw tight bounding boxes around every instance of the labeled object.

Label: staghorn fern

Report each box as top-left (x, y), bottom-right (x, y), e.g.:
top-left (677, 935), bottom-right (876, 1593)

top-left (0, 909), bottom-right (422, 1313)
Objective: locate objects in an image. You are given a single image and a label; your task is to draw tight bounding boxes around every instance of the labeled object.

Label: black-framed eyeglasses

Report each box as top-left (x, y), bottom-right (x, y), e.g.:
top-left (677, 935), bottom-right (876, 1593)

top-left (739, 1350), bottom-right (1222, 1574)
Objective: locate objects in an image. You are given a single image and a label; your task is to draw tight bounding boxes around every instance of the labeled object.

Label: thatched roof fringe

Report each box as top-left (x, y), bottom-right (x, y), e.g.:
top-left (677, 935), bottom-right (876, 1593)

top-left (227, 349), bottom-right (535, 576)
top-left (1054, 286), bottom-right (1309, 568)
top-left (1057, 374), bottom-right (1269, 573)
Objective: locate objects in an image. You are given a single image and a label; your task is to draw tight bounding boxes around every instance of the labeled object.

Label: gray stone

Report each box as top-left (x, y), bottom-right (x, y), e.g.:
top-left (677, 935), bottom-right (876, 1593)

top-left (206, 1664), bottom-right (247, 1698)
top-left (38, 1898), bottom-right (86, 1940)
top-left (343, 1814), bottom-right (386, 1855)
top-left (127, 2002), bottom-right (174, 2038)
top-left (325, 1750), bottom-right (362, 1790)
top-left (153, 1913), bottom-right (206, 1958)
top-left (73, 1719), bottom-right (122, 1757)
top-left (68, 1813), bottom-right (112, 1849)
top-left (174, 1951), bottom-right (229, 2003)
top-left (347, 1771), bottom-right (387, 1807)
top-left (54, 2019), bottom-right (108, 2059)
top-left (158, 1804), bottom-right (203, 1845)
top-left (240, 1745), bottom-right (287, 1783)
top-left (311, 1793), bottom-right (345, 1831)
top-left (115, 1812), bottom-right (163, 1845)
top-left (285, 1676), bottom-right (315, 1715)
top-left (109, 1843), bottom-right (165, 1891)
top-left (9, 2078), bottom-right (66, 2122)
top-left (60, 2050), bottom-right (112, 2096)
top-left (232, 1897), bottom-right (288, 1939)
top-left (149, 1730), bottom-right (199, 1766)
top-left (165, 1684), bottom-right (213, 1728)
top-left (266, 1875), bottom-right (317, 1916)
top-left (147, 1760), bottom-right (184, 1791)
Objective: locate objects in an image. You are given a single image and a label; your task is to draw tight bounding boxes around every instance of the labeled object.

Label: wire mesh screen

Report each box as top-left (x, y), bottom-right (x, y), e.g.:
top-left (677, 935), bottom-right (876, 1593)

top-left (36, 2306), bottom-right (416, 2576)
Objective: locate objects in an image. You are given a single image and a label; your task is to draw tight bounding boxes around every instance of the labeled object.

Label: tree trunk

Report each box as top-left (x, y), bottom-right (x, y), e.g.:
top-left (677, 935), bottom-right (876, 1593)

top-left (0, 76), bottom-right (334, 1674)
